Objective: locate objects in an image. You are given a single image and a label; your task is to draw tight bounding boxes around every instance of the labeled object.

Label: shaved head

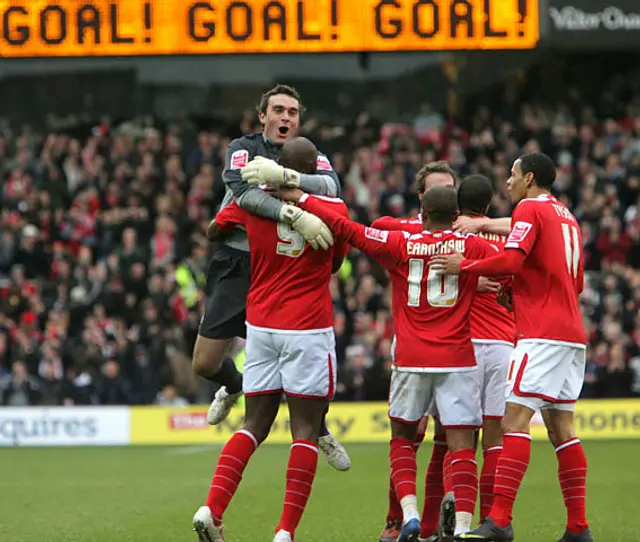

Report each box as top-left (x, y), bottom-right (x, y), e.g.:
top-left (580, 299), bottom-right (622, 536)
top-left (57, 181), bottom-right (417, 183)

top-left (421, 186), bottom-right (459, 225)
top-left (280, 136), bottom-right (317, 174)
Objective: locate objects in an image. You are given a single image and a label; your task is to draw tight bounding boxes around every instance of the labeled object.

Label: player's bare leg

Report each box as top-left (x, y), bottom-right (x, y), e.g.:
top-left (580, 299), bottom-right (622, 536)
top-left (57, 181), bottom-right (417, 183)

top-left (381, 416), bottom-right (427, 542)
top-left (442, 428), bottom-right (478, 540)
top-left (542, 409), bottom-right (592, 542)
top-left (389, 419), bottom-right (421, 542)
top-left (318, 405), bottom-right (351, 471)
top-left (194, 394), bottom-right (280, 541)
top-left (192, 335), bottom-right (243, 425)
top-left (479, 418), bottom-right (503, 523)
top-left (203, 343), bottom-right (351, 473)
top-left (458, 403), bottom-right (534, 541)
top-left (273, 396), bottom-right (328, 542)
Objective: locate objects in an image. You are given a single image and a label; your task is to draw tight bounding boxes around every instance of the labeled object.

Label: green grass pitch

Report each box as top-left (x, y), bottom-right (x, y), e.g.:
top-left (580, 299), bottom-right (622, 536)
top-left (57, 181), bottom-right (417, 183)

top-left (0, 441), bottom-right (635, 541)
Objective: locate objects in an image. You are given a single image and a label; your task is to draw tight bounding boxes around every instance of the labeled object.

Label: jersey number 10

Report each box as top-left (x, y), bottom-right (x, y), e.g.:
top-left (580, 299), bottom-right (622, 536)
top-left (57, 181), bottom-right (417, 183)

top-left (276, 223), bottom-right (305, 258)
top-left (407, 258), bottom-right (459, 307)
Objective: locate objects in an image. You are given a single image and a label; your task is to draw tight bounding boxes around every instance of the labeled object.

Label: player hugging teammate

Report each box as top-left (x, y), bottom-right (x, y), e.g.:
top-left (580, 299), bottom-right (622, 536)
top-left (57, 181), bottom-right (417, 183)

top-left (192, 85), bottom-right (351, 542)
top-left (192, 82), bottom-right (592, 542)
top-left (192, 83), bottom-right (351, 471)
top-left (281, 153), bottom-right (591, 542)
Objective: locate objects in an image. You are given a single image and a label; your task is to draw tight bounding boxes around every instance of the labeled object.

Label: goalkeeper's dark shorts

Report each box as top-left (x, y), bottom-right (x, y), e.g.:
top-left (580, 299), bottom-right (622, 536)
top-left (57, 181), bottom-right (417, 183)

top-left (198, 245), bottom-right (251, 340)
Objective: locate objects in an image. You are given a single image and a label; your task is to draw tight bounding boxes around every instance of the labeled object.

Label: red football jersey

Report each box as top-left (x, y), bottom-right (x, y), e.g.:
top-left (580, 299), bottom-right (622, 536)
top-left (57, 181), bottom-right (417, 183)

top-left (371, 215), bottom-right (423, 232)
top-left (373, 215), bottom-right (516, 345)
top-left (300, 195), bottom-right (496, 371)
top-left (215, 198), bottom-right (349, 332)
top-left (472, 227), bottom-right (516, 345)
top-left (504, 194), bottom-right (585, 345)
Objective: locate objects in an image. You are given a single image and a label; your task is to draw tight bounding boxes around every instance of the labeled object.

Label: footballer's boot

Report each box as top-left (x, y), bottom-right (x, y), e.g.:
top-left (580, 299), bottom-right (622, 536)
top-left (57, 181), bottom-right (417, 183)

top-left (207, 386), bottom-right (242, 425)
top-left (419, 533), bottom-right (438, 542)
top-left (438, 492), bottom-right (456, 542)
top-left (557, 529), bottom-right (594, 542)
top-left (455, 517), bottom-right (514, 542)
top-left (273, 530), bottom-right (293, 542)
top-left (398, 518), bottom-right (421, 542)
top-left (379, 519), bottom-right (402, 542)
top-left (318, 432), bottom-right (351, 471)
top-left (193, 506), bottom-right (224, 542)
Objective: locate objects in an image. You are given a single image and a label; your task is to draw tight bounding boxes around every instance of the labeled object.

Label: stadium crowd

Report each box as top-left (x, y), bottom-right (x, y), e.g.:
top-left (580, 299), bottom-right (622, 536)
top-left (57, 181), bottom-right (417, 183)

top-left (0, 96), bottom-right (639, 406)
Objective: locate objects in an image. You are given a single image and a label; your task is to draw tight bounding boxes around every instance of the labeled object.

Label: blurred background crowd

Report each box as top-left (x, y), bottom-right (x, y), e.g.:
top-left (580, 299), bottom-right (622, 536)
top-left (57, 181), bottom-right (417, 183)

top-left (0, 54), bottom-right (639, 407)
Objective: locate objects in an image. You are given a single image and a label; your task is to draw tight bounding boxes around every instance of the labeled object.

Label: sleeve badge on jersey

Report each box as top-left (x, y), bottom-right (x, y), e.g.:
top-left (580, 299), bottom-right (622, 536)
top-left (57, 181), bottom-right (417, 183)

top-left (507, 221), bottom-right (533, 243)
top-left (365, 227), bottom-right (389, 243)
top-left (316, 155), bottom-right (333, 171)
top-left (230, 149), bottom-right (249, 170)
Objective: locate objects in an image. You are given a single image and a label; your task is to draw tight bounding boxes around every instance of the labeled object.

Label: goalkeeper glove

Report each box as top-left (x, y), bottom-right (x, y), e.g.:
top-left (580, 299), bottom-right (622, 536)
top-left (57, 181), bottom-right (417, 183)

top-left (241, 156), bottom-right (301, 188)
top-left (279, 204), bottom-right (333, 250)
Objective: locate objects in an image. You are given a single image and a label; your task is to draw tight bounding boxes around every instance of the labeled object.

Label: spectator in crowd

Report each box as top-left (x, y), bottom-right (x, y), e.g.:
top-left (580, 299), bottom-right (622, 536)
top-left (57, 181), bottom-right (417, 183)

top-left (1, 361), bottom-right (41, 406)
top-left (154, 384), bottom-right (189, 407)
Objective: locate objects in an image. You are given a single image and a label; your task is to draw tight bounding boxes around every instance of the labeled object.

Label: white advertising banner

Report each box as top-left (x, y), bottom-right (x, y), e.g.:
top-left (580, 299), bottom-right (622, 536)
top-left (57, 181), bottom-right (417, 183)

top-left (0, 407), bottom-right (130, 447)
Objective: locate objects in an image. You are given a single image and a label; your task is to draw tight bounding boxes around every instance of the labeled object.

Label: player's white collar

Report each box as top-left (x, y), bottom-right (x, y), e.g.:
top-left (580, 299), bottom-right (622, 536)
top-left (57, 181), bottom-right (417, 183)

top-left (517, 193), bottom-right (554, 206)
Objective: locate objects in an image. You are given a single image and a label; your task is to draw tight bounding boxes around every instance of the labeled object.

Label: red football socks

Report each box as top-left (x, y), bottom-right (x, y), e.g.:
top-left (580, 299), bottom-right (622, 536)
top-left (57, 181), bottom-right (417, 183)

top-left (450, 448), bottom-right (478, 517)
top-left (386, 480), bottom-right (403, 522)
top-left (276, 440), bottom-right (319, 536)
top-left (386, 427), bottom-right (427, 522)
top-left (443, 450), bottom-right (453, 493)
top-left (490, 432), bottom-right (531, 528)
top-left (390, 437), bottom-right (418, 502)
top-left (480, 445), bottom-right (502, 520)
top-left (556, 438), bottom-right (589, 534)
top-left (206, 429), bottom-right (259, 524)
top-left (420, 437), bottom-right (447, 537)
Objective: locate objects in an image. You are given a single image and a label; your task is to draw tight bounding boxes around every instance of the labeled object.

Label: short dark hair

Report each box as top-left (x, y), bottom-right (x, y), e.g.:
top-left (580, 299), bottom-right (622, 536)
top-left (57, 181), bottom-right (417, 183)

top-left (415, 161), bottom-right (458, 194)
top-left (458, 174), bottom-right (494, 215)
top-left (280, 137), bottom-right (317, 174)
top-left (257, 84), bottom-right (305, 116)
top-left (519, 153), bottom-right (556, 189)
top-left (421, 186), bottom-right (458, 224)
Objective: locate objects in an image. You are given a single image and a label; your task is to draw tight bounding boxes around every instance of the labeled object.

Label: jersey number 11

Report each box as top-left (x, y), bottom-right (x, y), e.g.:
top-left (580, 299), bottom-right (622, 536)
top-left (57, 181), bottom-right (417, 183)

top-left (561, 224), bottom-right (580, 278)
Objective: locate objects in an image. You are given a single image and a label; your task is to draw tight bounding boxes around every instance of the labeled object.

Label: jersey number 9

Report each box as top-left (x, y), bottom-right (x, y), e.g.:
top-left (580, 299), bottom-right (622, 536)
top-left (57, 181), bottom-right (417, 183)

top-left (276, 223), bottom-right (305, 258)
top-left (407, 258), bottom-right (459, 307)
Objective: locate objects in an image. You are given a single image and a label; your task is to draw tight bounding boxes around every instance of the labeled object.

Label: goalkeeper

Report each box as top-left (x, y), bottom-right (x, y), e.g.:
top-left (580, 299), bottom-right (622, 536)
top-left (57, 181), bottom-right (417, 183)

top-left (196, 84), bottom-right (350, 472)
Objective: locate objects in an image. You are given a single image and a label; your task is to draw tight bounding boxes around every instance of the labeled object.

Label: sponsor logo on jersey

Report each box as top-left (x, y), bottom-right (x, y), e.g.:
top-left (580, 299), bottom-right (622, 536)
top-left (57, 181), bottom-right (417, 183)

top-left (230, 149), bottom-right (249, 169)
top-left (508, 221), bottom-right (533, 243)
top-left (316, 155), bottom-right (333, 171)
top-left (365, 227), bottom-right (389, 243)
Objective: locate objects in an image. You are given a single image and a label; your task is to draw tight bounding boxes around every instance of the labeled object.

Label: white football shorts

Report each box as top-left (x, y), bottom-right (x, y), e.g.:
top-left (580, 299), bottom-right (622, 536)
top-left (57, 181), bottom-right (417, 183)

top-left (243, 326), bottom-right (337, 399)
top-left (505, 340), bottom-right (586, 412)
top-left (473, 341), bottom-right (513, 420)
top-left (389, 367), bottom-right (482, 428)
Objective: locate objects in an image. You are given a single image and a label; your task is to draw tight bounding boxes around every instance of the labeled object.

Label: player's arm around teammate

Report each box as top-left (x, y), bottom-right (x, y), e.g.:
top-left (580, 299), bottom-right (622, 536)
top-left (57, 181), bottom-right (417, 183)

top-left (432, 154), bottom-right (592, 542)
top-left (454, 216), bottom-right (512, 236)
top-left (195, 154), bottom-right (348, 542)
top-left (283, 186), bottom-right (493, 541)
top-left (456, 174), bottom-right (518, 524)
top-left (193, 85), bottom-right (335, 422)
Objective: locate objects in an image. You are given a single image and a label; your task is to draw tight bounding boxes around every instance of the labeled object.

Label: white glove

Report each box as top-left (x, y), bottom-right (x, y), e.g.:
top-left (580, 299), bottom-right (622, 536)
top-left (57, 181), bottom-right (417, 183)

top-left (241, 156), bottom-right (300, 187)
top-left (279, 204), bottom-right (333, 250)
